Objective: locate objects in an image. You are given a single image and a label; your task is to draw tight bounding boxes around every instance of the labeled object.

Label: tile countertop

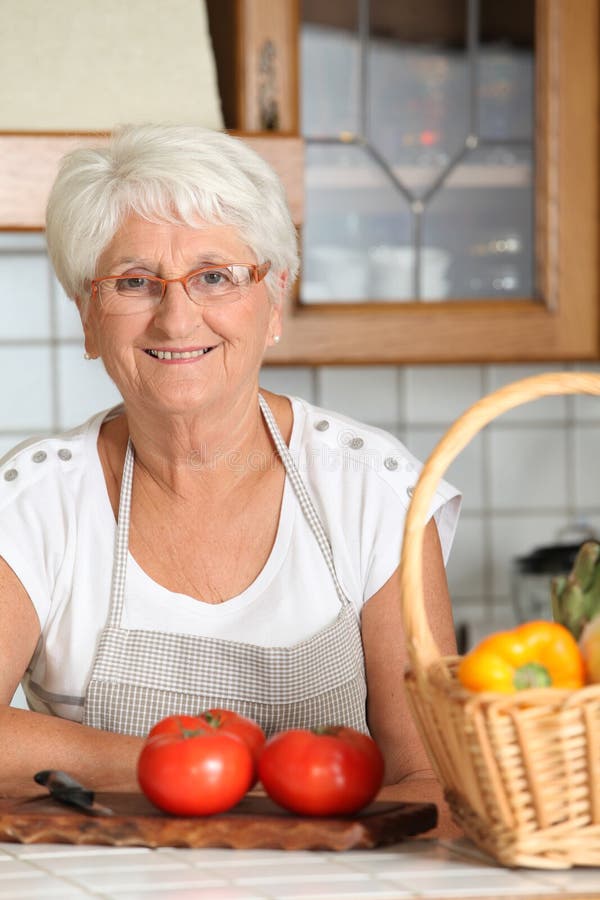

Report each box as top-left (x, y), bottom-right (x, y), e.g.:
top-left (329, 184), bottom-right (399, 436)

top-left (0, 838), bottom-right (599, 900)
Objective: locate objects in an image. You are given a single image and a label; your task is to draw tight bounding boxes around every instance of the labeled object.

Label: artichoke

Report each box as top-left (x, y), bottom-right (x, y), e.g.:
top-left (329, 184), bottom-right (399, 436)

top-left (552, 541), bottom-right (600, 639)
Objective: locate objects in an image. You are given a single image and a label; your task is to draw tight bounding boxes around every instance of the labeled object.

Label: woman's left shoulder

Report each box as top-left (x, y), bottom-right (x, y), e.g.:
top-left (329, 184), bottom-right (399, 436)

top-left (290, 396), bottom-right (433, 493)
top-left (292, 397), bottom-right (461, 559)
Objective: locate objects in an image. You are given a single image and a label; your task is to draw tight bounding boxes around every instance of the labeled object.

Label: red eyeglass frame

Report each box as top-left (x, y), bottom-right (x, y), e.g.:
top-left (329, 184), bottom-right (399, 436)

top-left (90, 261), bottom-right (272, 303)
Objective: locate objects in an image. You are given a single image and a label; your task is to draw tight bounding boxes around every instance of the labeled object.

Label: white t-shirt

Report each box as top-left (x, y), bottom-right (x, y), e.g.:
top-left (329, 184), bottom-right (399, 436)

top-left (0, 395), bottom-right (460, 720)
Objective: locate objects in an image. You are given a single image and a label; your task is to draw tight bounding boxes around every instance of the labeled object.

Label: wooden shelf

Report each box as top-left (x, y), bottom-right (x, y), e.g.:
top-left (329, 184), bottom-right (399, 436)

top-left (0, 132), bottom-right (303, 231)
top-left (306, 163), bottom-right (532, 192)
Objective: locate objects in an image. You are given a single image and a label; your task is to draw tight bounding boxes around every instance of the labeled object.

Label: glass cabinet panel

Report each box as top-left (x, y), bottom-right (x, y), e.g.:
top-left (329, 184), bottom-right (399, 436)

top-left (300, 0), bottom-right (535, 304)
top-left (303, 142), bottom-right (412, 301)
top-left (424, 144), bottom-right (534, 299)
top-left (301, 7), bottom-right (360, 138)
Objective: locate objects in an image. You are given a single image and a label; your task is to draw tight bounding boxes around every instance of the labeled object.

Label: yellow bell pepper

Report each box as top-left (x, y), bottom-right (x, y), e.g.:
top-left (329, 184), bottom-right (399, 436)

top-left (457, 620), bottom-right (585, 693)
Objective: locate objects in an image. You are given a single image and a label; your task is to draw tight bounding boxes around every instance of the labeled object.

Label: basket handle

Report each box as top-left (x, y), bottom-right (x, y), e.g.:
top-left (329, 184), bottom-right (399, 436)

top-left (399, 371), bottom-right (600, 672)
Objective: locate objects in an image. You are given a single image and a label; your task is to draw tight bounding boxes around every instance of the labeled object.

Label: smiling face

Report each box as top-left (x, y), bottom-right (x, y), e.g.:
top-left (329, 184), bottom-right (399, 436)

top-left (81, 214), bottom-right (282, 418)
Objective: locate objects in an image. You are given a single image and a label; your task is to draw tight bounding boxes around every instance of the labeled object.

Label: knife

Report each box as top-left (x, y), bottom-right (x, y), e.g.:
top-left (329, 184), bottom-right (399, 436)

top-left (33, 770), bottom-right (116, 817)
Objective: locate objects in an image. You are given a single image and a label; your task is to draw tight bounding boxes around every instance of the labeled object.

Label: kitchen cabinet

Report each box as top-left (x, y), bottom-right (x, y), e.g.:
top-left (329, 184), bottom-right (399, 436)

top-left (1, 1), bottom-right (596, 365)
top-left (209, 0), bottom-right (599, 365)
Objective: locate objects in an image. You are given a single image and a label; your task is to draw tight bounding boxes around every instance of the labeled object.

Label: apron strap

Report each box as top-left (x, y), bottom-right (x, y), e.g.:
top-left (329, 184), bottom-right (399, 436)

top-left (258, 394), bottom-right (351, 608)
top-left (107, 439), bottom-right (134, 628)
top-left (107, 394), bottom-right (352, 628)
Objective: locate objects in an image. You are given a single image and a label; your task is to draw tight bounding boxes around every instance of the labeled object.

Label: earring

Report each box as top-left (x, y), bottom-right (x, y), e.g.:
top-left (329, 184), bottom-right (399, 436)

top-left (83, 352), bottom-right (95, 360)
top-left (273, 334), bottom-right (281, 344)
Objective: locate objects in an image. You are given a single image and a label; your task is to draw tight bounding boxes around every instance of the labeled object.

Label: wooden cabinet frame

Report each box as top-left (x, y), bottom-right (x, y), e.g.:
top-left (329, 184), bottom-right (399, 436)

top-left (267, 0), bottom-right (598, 364)
top-left (0, 0), bottom-right (597, 364)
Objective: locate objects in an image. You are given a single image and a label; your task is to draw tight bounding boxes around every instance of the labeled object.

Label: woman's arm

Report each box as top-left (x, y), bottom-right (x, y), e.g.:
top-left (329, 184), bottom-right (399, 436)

top-left (361, 517), bottom-right (461, 837)
top-left (0, 557), bottom-right (142, 797)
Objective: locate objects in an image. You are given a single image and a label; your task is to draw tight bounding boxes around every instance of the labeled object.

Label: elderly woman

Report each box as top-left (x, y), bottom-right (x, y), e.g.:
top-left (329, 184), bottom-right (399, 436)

top-left (0, 124), bottom-right (459, 821)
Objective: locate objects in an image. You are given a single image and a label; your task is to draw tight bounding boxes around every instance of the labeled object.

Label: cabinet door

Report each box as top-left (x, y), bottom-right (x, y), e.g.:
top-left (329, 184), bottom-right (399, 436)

top-left (254, 0), bottom-right (599, 364)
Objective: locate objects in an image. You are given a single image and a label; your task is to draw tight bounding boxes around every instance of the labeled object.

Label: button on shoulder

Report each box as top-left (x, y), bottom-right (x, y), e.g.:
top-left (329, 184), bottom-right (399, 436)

top-left (0, 434), bottom-right (81, 506)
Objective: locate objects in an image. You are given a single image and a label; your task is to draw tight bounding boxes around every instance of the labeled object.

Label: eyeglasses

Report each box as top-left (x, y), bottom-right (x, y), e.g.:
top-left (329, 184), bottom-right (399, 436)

top-left (91, 261), bottom-right (271, 315)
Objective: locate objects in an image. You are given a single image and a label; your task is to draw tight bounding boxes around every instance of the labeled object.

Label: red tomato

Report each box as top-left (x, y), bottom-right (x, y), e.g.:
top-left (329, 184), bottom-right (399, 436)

top-left (147, 715), bottom-right (204, 738)
top-left (147, 710), bottom-right (265, 783)
top-left (199, 709), bottom-right (266, 771)
top-left (137, 728), bottom-right (253, 816)
top-left (258, 726), bottom-right (385, 817)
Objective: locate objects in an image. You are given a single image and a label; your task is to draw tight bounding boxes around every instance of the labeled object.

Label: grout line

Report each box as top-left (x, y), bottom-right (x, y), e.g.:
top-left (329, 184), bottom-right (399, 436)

top-left (396, 364), bottom-right (407, 432)
top-left (0, 429), bottom-right (60, 440)
top-left (0, 431), bottom-right (54, 437)
top-left (449, 506), bottom-right (600, 517)
top-left (0, 850), bottom-right (109, 898)
top-left (0, 337), bottom-right (84, 347)
top-left (0, 247), bottom-right (47, 256)
top-left (480, 365), bottom-right (494, 615)
top-left (47, 262), bottom-right (61, 433)
top-left (405, 417), bottom-right (590, 429)
top-left (564, 361), bottom-right (577, 521)
top-left (312, 365), bottom-right (322, 407)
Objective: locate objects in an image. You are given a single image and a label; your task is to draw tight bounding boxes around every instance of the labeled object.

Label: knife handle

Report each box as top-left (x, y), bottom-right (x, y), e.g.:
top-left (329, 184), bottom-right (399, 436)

top-left (34, 769), bottom-right (95, 804)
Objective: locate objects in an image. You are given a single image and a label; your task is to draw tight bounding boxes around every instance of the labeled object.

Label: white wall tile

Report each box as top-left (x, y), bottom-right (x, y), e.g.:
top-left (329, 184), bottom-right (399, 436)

top-left (452, 598), bottom-right (515, 651)
top-left (66, 868), bottom-right (227, 892)
top-left (0, 254), bottom-right (52, 338)
top-left (404, 365), bottom-right (482, 424)
top-left (0, 434), bottom-right (31, 457)
top-left (54, 277), bottom-right (84, 339)
top-left (452, 598), bottom-right (487, 624)
top-left (462, 607), bottom-right (519, 650)
top-left (573, 424), bottom-right (600, 508)
top-left (259, 366), bottom-right (315, 402)
top-left (486, 364), bottom-right (569, 422)
top-left (489, 514), bottom-right (567, 602)
top-left (403, 428), bottom-right (438, 461)
top-left (317, 366), bottom-right (398, 423)
top-left (57, 346), bottom-right (122, 429)
top-left (573, 513), bottom-right (600, 540)
top-left (0, 346), bottom-right (53, 429)
top-left (405, 427), bottom-right (484, 511)
top-left (0, 873), bottom-right (84, 896)
top-left (0, 233), bottom-right (46, 251)
top-left (489, 426), bottom-right (568, 509)
top-left (445, 516), bottom-right (486, 600)
top-left (389, 424), bottom-right (408, 445)
top-left (573, 363), bottom-right (600, 421)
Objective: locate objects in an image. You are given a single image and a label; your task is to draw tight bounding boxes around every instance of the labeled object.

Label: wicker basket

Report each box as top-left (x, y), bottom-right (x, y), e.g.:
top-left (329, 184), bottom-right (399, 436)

top-left (400, 372), bottom-right (600, 869)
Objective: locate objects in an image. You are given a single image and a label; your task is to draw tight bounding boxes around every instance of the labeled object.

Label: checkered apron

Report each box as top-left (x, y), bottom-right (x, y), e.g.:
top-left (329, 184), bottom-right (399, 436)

top-left (82, 395), bottom-right (368, 737)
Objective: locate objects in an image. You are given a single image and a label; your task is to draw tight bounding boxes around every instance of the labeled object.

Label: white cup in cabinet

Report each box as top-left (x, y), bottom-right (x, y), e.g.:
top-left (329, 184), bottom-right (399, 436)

top-left (308, 246), bottom-right (370, 301)
top-left (368, 245), bottom-right (450, 301)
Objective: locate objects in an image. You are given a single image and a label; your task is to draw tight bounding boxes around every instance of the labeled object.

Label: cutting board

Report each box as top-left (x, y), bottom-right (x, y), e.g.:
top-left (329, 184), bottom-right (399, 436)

top-left (0, 792), bottom-right (437, 851)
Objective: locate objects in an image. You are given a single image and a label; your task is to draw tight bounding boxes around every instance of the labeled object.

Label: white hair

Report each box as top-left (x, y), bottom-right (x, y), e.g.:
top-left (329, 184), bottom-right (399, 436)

top-left (45, 123), bottom-right (299, 311)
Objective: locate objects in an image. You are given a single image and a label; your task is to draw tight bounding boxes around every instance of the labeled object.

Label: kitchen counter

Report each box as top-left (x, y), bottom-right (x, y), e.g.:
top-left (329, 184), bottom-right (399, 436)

top-left (0, 837), bottom-right (598, 899)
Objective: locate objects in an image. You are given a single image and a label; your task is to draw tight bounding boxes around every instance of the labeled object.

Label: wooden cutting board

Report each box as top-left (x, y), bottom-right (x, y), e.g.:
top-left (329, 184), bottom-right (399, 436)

top-left (0, 792), bottom-right (437, 851)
